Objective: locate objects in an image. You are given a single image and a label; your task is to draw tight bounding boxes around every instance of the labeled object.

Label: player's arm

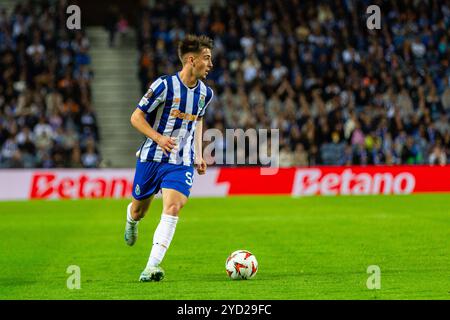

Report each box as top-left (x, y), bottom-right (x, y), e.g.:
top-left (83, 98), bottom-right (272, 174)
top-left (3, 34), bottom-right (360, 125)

top-left (130, 108), bottom-right (175, 156)
top-left (194, 117), bottom-right (207, 175)
top-left (131, 77), bottom-right (176, 155)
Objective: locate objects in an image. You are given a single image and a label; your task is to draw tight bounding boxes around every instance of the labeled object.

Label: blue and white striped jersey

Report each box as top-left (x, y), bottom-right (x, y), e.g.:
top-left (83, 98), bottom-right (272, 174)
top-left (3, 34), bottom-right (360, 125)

top-left (136, 72), bottom-right (214, 166)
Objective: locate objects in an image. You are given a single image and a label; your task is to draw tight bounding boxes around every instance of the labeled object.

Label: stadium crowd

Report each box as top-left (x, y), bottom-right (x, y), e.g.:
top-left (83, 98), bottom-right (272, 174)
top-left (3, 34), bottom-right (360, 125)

top-left (136, 0), bottom-right (450, 166)
top-left (0, 1), bottom-right (100, 168)
top-left (1, 0), bottom-right (449, 169)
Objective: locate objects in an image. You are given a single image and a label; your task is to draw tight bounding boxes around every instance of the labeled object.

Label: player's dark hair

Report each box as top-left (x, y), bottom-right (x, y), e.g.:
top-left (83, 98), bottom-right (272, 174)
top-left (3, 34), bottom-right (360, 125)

top-left (178, 34), bottom-right (213, 62)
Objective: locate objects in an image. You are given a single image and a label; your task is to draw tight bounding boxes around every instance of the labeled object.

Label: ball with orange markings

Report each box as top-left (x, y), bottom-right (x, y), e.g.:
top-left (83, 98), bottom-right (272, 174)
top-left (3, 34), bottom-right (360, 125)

top-left (225, 249), bottom-right (258, 280)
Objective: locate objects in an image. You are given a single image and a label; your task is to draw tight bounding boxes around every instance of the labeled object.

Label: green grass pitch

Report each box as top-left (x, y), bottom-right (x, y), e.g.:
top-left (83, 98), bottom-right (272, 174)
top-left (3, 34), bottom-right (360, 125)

top-left (0, 194), bottom-right (449, 300)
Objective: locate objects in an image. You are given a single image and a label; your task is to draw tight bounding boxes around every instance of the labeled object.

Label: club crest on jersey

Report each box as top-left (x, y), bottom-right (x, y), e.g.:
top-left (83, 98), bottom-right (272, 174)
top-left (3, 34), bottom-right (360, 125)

top-left (199, 95), bottom-right (206, 108)
top-left (135, 184), bottom-right (141, 196)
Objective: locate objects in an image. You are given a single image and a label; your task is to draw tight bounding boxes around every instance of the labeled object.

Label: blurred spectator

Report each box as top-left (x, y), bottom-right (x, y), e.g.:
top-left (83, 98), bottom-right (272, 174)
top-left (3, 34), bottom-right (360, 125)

top-left (292, 144), bottom-right (309, 166)
top-left (279, 144), bottom-right (294, 167)
top-left (428, 145), bottom-right (447, 165)
top-left (82, 143), bottom-right (100, 168)
top-left (105, 5), bottom-right (119, 47)
top-left (117, 14), bottom-right (130, 42)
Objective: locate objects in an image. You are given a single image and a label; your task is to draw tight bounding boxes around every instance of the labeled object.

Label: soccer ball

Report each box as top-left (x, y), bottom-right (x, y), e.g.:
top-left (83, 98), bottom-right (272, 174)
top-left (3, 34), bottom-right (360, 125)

top-left (225, 249), bottom-right (258, 280)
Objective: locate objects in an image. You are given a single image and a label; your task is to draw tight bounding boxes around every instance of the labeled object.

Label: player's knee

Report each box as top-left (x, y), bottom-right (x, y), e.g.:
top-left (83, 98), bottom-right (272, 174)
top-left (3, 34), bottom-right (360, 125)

top-left (164, 202), bottom-right (184, 215)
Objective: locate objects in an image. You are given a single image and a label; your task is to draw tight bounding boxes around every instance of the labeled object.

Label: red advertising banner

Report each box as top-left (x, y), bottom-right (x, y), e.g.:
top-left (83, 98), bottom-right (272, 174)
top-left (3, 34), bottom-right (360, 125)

top-left (217, 166), bottom-right (450, 196)
top-left (0, 165), bottom-right (449, 201)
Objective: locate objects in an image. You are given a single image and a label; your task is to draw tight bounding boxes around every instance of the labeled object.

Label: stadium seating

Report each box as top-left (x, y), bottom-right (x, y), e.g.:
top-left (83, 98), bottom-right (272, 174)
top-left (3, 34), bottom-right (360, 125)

top-left (0, 1), bottom-right (100, 168)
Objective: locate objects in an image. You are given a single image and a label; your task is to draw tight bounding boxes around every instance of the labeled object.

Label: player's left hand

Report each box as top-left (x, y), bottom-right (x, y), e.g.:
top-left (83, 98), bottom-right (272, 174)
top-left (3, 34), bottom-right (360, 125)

top-left (194, 158), bottom-right (207, 175)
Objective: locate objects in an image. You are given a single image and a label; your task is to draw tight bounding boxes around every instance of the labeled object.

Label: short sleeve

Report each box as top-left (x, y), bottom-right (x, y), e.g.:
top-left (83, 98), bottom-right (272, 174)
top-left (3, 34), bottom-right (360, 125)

top-left (199, 87), bottom-right (214, 117)
top-left (137, 77), bottom-right (167, 113)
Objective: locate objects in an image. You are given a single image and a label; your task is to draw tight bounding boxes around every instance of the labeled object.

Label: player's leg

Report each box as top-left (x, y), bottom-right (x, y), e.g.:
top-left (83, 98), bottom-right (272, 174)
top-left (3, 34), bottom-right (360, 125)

top-left (125, 160), bottom-right (161, 246)
top-left (129, 196), bottom-right (154, 220)
top-left (124, 196), bottom-right (153, 246)
top-left (148, 188), bottom-right (187, 264)
top-left (139, 164), bottom-right (192, 282)
top-left (140, 189), bottom-right (188, 282)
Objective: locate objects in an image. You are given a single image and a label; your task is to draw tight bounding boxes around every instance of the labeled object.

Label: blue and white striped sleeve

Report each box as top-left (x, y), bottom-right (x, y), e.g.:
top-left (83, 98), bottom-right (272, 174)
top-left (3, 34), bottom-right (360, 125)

top-left (137, 77), bottom-right (167, 113)
top-left (199, 87), bottom-right (214, 117)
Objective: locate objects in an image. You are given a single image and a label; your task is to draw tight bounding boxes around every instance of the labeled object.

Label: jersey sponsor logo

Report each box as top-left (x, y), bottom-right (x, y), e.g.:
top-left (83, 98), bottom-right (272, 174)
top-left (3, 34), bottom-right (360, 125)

top-left (170, 109), bottom-right (198, 121)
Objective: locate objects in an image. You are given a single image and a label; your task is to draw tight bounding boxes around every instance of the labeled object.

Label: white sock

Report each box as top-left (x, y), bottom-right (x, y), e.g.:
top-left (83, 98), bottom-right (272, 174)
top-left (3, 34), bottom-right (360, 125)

top-left (147, 213), bottom-right (178, 268)
top-left (127, 203), bottom-right (138, 225)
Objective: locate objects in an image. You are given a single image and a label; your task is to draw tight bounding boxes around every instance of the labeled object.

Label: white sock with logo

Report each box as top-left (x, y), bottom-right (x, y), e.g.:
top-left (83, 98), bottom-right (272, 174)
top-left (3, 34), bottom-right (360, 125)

top-left (126, 203), bottom-right (138, 225)
top-left (146, 213), bottom-right (179, 268)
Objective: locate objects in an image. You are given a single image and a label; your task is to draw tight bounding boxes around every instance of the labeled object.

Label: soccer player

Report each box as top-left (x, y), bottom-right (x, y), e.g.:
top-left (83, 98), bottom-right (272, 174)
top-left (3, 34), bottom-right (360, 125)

top-left (124, 35), bottom-right (214, 282)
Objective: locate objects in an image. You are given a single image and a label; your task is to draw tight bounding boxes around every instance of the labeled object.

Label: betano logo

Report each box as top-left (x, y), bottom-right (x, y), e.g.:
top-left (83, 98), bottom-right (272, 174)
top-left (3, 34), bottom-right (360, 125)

top-left (170, 109), bottom-right (198, 121)
top-left (292, 168), bottom-right (416, 196)
top-left (29, 173), bottom-right (132, 199)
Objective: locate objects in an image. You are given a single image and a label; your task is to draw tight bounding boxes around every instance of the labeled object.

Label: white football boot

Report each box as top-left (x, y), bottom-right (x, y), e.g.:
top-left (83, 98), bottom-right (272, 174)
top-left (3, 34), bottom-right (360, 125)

top-left (139, 266), bottom-right (165, 282)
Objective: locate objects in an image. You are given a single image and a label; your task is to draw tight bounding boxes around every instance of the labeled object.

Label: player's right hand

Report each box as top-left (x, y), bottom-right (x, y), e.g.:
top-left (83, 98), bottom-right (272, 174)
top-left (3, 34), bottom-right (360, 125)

top-left (156, 135), bottom-right (177, 156)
